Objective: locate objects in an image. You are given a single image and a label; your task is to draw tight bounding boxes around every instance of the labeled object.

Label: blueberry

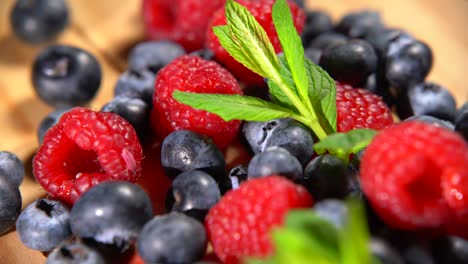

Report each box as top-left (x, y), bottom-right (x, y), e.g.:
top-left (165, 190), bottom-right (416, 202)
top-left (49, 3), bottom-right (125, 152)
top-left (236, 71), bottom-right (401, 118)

top-left (385, 33), bottom-right (416, 62)
top-left (313, 199), bottom-right (348, 230)
top-left (38, 107), bottom-right (71, 144)
top-left (114, 69), bottom-right (155, 105)
top-left (32, 45), bottom-right (102, 107)
top-left (0, 176), bottom-right (21, 235)
top-left (10, 0), bottom-right (69, 43)
top-left (70, 181), bottom-right (153, 252)
top-left (401, 243), bottom-right (434, 264)
top-left (364, 28), bottom-right (406, 58)
top-left (396, 82), bottom-right (457, 121)
top-left (364, 73), bottom-right (395, 108)
top-left (307, 32), bottom-right (348, 50)
top-left (304, 47), bottom-right (322, 64)
top-left (385, 40), bottom-right (433, 89)
top-left (301, 11), bottom-right (334, 46)
top-left (243, 118), bottom-right (314, 166)
top-left (319, 39), bottom-right (378, 86)
top-left (167, 170), bottom-right (220, 221)
top-left (431, 236), bottom-right (468, 264)
top-left (189, 48), bottom-right (215, 61)
top-left (243, 85), bottom-right (272, 101)
top-left (404, 115), bottom-right (455, 130)
top-left (16, 198), bottom-right (71, 251)
top-left (336, 10), bottom-right (384, 38)
top-left (128, 40), bottom-right (186, 73)
top-left (46, 237), bottom-right (106, 264)
top-left (137, 212), bottom-right (207, 264)
top-left (101, 96), bottom-right (150, 137)
top-left (161, 130), bottom-right (225, 180)
top-left (219, 165), bottom-right (248, 194)
top-left (455, 112), bottom-right (468, 141)
top-left (303, 154), bottom-right (350, 200)
top-left (370, 237), bottom-right (404, 264)
top-left (247, 147), bottom-right (303, 181)
top-left (0, 151), bottom-right (24, 187)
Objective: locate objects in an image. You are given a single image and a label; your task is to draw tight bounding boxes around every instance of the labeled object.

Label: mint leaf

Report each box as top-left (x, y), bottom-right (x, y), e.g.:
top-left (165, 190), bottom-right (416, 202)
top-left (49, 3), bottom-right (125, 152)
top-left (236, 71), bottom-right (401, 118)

top-left (313, 129), bottom-right (377, 161)
top-left (305, 59), bottom-right (337, 132)
top-left (173, 90), bottom-right (294, 121)
top-left (272, 0), bottom-right (309, 107)
top-left (267, 56), bottom-right (295, 109)
top-left (222, 0), bottom-right (279, 78)
top-left (339, 200), bottom-right (373, 264)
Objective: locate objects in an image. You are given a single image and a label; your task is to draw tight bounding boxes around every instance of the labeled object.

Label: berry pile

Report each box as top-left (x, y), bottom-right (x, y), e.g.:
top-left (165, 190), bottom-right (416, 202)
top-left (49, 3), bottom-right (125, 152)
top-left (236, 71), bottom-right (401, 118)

top-left (1, 0), bottom-right (467, 263)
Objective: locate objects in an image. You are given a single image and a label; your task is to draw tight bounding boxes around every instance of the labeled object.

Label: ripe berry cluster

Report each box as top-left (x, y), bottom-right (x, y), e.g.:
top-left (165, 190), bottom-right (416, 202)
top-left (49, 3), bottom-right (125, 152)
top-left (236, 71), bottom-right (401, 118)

top-left (1, 0), bottom-right (467, 263)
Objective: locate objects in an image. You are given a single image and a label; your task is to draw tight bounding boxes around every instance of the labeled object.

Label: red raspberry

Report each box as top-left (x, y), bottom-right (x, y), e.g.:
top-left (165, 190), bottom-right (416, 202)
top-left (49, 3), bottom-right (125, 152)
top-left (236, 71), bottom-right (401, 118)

top-left (33, 107), bottom-right (143, 204)
top-left (142, 0), bottom-right (224, 51)
top-left (151, 55), bottom-right (242, 149)
top-left (207, 0), bottom-right (305, 86)
top-left (336, 82), bottom-right (394, 132)
top-left (360, 121), bottom-right (468, 233)
top-left (205, 176), bottom-right (313, 262)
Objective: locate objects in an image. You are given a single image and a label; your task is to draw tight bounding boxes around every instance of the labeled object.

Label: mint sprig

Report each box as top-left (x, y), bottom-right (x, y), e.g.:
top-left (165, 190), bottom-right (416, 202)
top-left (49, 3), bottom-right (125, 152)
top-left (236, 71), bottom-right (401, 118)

top-left (248, 199), bottom-right (380, 264)
top-left (174, 0), bottom-right (336, 140)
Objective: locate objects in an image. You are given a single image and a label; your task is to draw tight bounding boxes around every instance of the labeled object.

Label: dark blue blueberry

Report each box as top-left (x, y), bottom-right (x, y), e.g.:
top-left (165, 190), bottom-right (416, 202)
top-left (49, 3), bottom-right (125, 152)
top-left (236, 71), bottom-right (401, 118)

top-left (137, 212), bottom-right (207, 264)
top-left (455, 103), bottom-right (468, 141)
top-left (455, 112), bottom-right (468, 141)
top-left (364, 28), bottom-right (407, 58)
top-left (313, 199), bottom-right (348, 230)
top-left (247, 147), bottom-right (303, 181)
top-left (396, 82), bottom-right (457, 121)
top-left (70, 181), bottom-right (153, 252)
top-left (431, 236), bottom-right (468, 264)
top-left (167, 170), bottom-right (220, 221)
top-left (303, 154), bottom-right (350, 200)
top-left (291, 0), bottom-right (305, 8)
top-left (114, 69), bottom-right (155, 105)
top-left (385, 40), bottom-right (433, 89)
top-left (10, 0), bottom-right (69, 43)
top-left (385, 33), bottom-right (416, 62)
top-left (161, 130), bottom-right (225, 180)
top-left (307, 32), bottom-right (348, 50)
top-left (16, 198), bottom-right (71, 251)
top-left (336, 10), bottom-right (384, 38)
top-left (0, 151), bottom-right (24, 187)
top-left (32, 45), bottom-right (102, 107)
top-left (189, 48), bottom-right (215, 61)
top-left (301, 11), bottom-right (334, 46)
top-left (243, 118), bottom-right (314, 166)
top-left (401, 243), bottom-right (434, 264)
top-left (46, 237), bottom-right (106, 264)
top-left (128, 40), bottom-right (186, 73)
top-left (304, 47), bottom-right (322, 64)
top-left (243, 85), bottom-right (272, 101)
top-left (38, 107), bottom-right (71, 144)
top-left (101, 96), bottom-right (150, 137)
top-left (319, 39), bottom-right (378, 86)
top-left (0, 176), bottom-right (21, 235)
top-left (404, 115), bottom-right (455, 130)
top-left (370, 237), bottom-right (404, 264)
top-left (364, 73), bottom-right (395, 108)
top-left (219, 165), bottom-right (248, 194)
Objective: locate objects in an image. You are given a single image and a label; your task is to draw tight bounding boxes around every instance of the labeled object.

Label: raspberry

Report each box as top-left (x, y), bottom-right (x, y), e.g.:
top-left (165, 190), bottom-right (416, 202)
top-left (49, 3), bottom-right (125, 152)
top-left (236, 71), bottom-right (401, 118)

top-left (142, 0), bottom-right (224, 52)
top-left (336, 82), bottom-right (394, 132)
top-left (205, 175), bottom-right (313, 262)
top-left (207, 0), bottom-right (305, 85)
top-left (151, 55), bottom-right (242, 149)
top-left (360, 121), bottom-right (468, 232)
top-left (33, 107), bottom-right (143, 204)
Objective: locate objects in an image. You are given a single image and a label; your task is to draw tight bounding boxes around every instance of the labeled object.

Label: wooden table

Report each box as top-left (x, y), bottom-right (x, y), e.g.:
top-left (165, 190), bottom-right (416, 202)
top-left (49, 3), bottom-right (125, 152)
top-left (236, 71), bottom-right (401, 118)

top-left (0, 0), bottom-right (467, 263)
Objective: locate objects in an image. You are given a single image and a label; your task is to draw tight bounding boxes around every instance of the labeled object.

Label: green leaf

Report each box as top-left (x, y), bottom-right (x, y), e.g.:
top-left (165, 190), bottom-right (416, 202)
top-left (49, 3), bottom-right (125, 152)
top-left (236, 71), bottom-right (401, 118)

top-left (272, 0), bottom-right (309, 106)
top-left (213, 25), bottom-right (259, 73)
top-left (313, 129), bottom-right (378, 161)
top-left (267, 56), bottom-right (295, 109)
top-left (222, 0), bottom-right (279, 79)
top-left (305, 59), bottom-right (337, 132)
top-left (173, 90), bottom-right (293, 122)
top-left (339, 199), bottom-right (373, 264)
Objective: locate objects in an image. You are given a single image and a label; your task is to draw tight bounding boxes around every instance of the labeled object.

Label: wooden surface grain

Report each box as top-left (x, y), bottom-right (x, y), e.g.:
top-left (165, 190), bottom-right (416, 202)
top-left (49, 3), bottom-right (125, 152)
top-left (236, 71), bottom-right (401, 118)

top-left (0, 0), bottom-right (467, 263)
